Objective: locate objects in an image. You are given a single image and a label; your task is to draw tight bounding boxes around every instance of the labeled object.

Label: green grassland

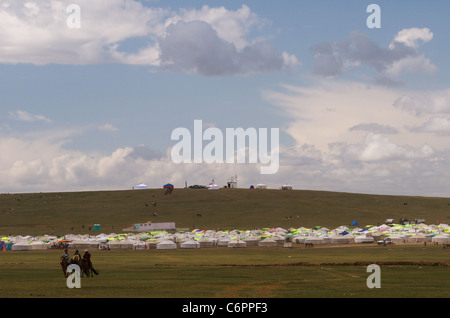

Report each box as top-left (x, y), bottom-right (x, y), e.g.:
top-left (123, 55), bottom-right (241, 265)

top-left (0, 245), bottom-right (449, 298)
top-left (1, 188), bottom-right (450, 235)
top-left (1, 188), bottom-right (450, 299)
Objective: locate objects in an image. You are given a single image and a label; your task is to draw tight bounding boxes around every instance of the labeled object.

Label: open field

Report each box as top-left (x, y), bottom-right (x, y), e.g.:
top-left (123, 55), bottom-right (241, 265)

top-left (0, 245), bottom-right (449, 298)
top-left (1, 188), bottom-right (450, 299)
top-left (1, 188), bottom-right (450, 236)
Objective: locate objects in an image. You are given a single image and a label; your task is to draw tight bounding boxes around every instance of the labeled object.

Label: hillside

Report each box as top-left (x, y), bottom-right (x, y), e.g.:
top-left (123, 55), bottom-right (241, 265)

top-left (1, 188), bottom-right (449, 236)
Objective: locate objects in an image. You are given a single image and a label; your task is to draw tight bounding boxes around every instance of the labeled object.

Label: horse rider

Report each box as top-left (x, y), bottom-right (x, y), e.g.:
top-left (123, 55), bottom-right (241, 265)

top-left (72, 249), bottom-right (82, 265)
top-left (61, 248), bottom-right (70, 263)
top-left (83, 249), bottom-right (99, 275)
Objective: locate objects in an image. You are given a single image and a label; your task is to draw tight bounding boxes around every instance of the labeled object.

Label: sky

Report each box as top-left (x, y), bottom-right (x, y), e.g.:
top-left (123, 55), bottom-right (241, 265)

top-left (1, 0), bottom-right (450, 196)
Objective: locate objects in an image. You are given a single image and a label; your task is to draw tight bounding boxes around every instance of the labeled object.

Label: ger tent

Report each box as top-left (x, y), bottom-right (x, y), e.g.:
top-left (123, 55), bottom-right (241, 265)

top-left (134, 183), bottom-right (149, 190)
top-left (208, 183), bottom-right (220, 190)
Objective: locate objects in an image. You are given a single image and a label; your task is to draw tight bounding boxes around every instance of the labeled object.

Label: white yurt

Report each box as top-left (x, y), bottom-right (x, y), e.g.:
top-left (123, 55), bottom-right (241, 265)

top-left (228, 240), bottom-right (247, 248)
top-left (180, 240), bottom-right (200, 249)
top-left (217, 238), bottom-right (231, 246)
top-left (258, 238), bottom-right (278, 247)
top-left (305, 236), bottom-right (325, 245)
top-left (292, 235), bottom-right (307, 244)
top-left (407, 233), bottom-right (428, 243)
top-left (198, 237), bottom-right (214, 248)
top-left (145, 241), bottom-right (158, 249)
top-left (11, 242), bottom-right (32, 251)
top-left (29, 241), bottom-right (49, 250)
top-left (208, 182), bottom-right (220, 190)
top-left (331, 234), bottom-right (354, 244)
top-left (354, 235), bottom-right (374, 244)
top-left (432, 234), bottom-right (449, 244)
top-left (242, 236), bottom-right (260, 246)
top-left (72, 240), bottom-right (99, 250)
top-left (134, 183), bottom-right (149, 190)
top-left (156, 240), bottom-right (177, 249)
top-left (321, 235), bottom-right (332, 244)
top-left (389, 235), bottom-right (407, 244)
top-left (107, 240), bottom-right (123, 249)
top-left (272, 235), bottom-right (287, 246)
top-left (119, 240), bottom-right (135, 249)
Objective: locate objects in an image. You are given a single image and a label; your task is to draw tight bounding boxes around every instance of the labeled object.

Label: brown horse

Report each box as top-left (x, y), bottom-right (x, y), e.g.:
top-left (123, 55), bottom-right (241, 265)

top-left (80, 259), bottom-right (99, 277)
top-left (60, 257), bottom-right (69, 278)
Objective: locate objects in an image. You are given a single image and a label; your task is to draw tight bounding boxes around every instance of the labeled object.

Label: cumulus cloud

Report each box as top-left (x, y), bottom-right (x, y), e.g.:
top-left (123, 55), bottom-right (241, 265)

top-left (159, 20), bottom-right (293, 76)
top-left (0, 1), bottom-right (298, 75)
top-left (261, 80), bottom-right (450, 196)
top-left (310, 28), bottom-right (436, 83)
top-left (391, 27), bottom-right (434, 49)
top-left (410, 117), bottom-right (450, 135)
top-left (393, 88), bottom-right (450, 115)
top-left (0, 132), bottom-right (267, 193)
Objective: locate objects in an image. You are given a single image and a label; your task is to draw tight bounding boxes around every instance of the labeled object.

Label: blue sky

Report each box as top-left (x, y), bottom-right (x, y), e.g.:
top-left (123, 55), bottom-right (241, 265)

top-left (1, 0), bottom-right (450, 195)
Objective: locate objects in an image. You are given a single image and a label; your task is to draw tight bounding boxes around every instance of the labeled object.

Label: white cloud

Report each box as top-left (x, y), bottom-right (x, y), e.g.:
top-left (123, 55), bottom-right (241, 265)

top-left (391, 27), bottom-right (433, 49)
top-left (385, 54), bottom-right (437, 77)
top-left (359, 133), bottom-right (408, 162)
top-left (310, 28), bottom-right (436, 84)
top-left (411, 117), bottom-right (450, 135)
top-left (261, 80), bottom-right (450, 196)
top-left (393, 88), bottom-right (450, 115)
top-left (9, 110), bottom-right (52, 123)
top-left (98, 123), bottom-right (118, 132)
top-left (0, 1), bottom-right (297, 75)
top-left (263, 80), bottom-right (425, 151)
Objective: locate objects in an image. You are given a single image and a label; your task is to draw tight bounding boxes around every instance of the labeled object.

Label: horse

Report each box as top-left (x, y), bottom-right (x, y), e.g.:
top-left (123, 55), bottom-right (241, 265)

top-left (304, 242), bottom-right (314, 248)
top-left (60, 257), bottom-right (69, 278)
top-left (80, 259), bottom-right (99, 278)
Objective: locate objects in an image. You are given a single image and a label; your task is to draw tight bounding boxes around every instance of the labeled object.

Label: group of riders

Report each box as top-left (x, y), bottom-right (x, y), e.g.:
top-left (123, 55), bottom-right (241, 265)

top-left (61, 248), bottom-right (98, 276)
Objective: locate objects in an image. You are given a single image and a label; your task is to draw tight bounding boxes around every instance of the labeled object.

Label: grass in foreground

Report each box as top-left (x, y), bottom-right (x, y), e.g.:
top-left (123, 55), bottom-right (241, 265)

top-left (0, 244), bottom-right (449, 298)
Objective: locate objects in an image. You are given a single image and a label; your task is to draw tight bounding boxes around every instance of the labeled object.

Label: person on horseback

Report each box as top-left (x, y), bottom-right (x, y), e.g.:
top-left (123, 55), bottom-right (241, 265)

top-left (61, 248), bottom-right (70, 263)
top-left (72, 249), bottom-right (82, 265)
top-left (83, 249), bottom-right (99, 275)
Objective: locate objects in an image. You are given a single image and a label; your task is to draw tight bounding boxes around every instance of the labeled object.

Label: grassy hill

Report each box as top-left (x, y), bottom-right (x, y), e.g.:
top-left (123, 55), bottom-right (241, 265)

top-left (1, 188), bottom-right (450, 236)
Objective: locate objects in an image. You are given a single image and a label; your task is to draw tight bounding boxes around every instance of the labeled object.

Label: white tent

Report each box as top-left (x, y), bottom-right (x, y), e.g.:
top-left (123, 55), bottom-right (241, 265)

top-left (331, 234), bottom-right (354, 244)
top-left (242, 236), bottom-right (260, 246)
top-left (258, 238), bottom-right (278, 247)
top-left (228, 240), bottom-right (247, 248)
top-left (208, 183), bottom-right (220, 190)
top-left (292, 235), bottom-right (307, 244)
top-left (180, 240), bottom-right (200, 249)
top-left (11, 242), bottom-right (33, 251)
top-left (198, 237), bottom-right (214, 248)
top-left (156, 240), bottom-right (177, 249)
top-left (354, 235), bottom-right (374, 244)
top-left (407, 233), bottom-right (428, 243)
top-left (432, 234), bottom-right (449, 244)
top-left (134, 183), bottom-right (149, 190)
top-left (305, 236), bottom-right (325, 245)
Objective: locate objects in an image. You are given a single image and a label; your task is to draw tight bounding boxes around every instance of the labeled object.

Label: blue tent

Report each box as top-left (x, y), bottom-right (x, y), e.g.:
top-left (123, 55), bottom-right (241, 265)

top-left (351, 221), bottom-right (358, 226)
top-left (0, 243), bottom-right (12, 251)
top-left (339, 231), bottom-right (349, 236)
